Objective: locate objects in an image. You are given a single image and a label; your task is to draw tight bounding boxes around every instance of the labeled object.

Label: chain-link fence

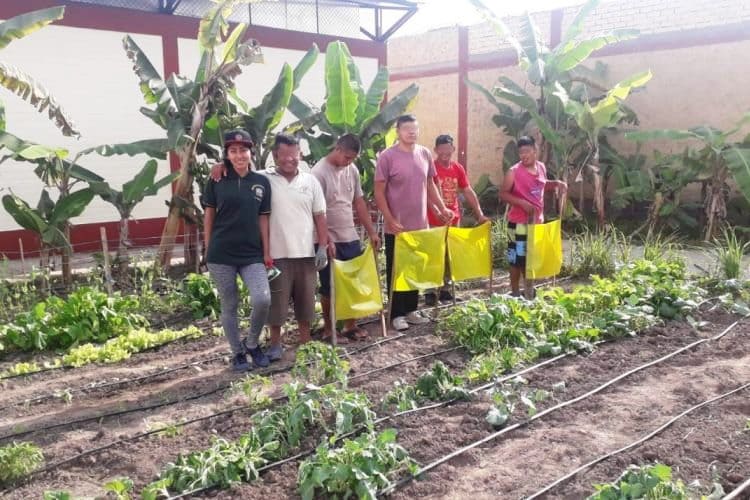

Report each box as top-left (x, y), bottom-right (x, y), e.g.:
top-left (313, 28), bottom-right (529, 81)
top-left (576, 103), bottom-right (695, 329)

top-left (68, 0), bottom-right (363, 38)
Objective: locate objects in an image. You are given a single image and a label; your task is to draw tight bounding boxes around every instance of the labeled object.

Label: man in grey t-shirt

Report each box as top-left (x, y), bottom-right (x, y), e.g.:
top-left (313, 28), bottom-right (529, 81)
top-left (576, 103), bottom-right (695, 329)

top-left (312, 134), bottom-right (380, 342)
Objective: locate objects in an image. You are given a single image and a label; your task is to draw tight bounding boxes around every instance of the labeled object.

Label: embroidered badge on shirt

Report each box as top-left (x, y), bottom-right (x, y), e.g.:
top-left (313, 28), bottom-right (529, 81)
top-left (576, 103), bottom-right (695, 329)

top-left (251, 184), bottom-right (265, 202)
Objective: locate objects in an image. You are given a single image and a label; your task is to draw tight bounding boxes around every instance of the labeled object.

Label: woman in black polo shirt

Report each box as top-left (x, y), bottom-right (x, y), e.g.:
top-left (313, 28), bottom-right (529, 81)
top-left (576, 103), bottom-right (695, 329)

top-left (202, 130), bottom-right (272, 372)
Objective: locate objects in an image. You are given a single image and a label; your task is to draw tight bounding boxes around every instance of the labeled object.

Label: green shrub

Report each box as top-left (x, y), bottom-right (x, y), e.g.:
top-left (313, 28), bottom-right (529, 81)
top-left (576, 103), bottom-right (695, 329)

top-left (0, 441), bottom-right (44, 484)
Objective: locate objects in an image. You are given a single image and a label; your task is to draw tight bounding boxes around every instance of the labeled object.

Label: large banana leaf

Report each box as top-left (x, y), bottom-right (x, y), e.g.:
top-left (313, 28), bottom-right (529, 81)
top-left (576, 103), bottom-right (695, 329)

top-left (3, 193), bottom-right (48, 235)
top-left (467, 0), bottom-right (527, 69)
top-left (358, 66), bottom-right (389, 128)
top-left (552, 30), bottom-right (639, 74)
top-left (493, 79), bottom-right (563, 152)
top-left (220, 23), bottom-right (247, 65)
top-left (360, 83), bottom-right (418, 139)
top-left (725, 146), bottom-right (750, 204)
top-left (123, 35), bottom-right (176, 116)
top-left (324, 41), bottom-right (359, 130)
top-left (558, 0), bottom-right (600, 49)
top-left (79, 139), bottom-right (169, 160)
top-left (589, 70), bottom-right (651, 131)
top-left (245, 63), bottom-right (293, 143)
top-left (293, 44), bottom-right (319, 90)
top-left (198, 0), bottom-right (235, 51)
top-left (49, 188), bottom-right (94, 225)
top-left (0, 62), bottom-right (79, 137)
top-left (0, 6), bottom-right (64, 50)
top-left (519, 13), bottom-right (548, 85)
top-left (625, 129), bottom-right (697, 142)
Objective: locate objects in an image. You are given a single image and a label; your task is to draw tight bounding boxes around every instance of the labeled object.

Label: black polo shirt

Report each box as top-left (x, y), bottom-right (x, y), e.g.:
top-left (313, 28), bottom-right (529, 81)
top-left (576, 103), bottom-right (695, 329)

top-left (202, 167), bottom-right (271, 266)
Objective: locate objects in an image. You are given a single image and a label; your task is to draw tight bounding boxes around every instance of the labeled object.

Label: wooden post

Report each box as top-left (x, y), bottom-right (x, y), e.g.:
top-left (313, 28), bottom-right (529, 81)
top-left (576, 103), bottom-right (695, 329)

top-left (100, 227), bottom-right (113, 296)
top-left (329, 260), bottom-right (337, 346)
top-left (194, 226), bottom-right (201, 273)
top-left (18, 239), bottom-right (26, 275)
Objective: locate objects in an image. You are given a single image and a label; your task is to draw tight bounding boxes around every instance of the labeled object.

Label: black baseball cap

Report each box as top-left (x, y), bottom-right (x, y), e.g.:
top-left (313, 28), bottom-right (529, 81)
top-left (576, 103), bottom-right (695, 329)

top-left (435, 134), bottom-right (454, 147)
top-left (223, 129), bottom-right (254, 148)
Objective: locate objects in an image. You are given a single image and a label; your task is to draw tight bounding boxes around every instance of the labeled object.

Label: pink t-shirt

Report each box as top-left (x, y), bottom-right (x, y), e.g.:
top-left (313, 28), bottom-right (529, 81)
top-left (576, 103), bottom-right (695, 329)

top-left (375, 144), bottom-right (436, 233)
top-left (507, 161), bottom-right (547, 224)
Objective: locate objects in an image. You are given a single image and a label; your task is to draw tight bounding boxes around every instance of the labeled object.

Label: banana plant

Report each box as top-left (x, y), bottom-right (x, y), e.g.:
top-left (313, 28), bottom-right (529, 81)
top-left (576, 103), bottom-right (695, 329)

top-left (467, 0), bottom-right (640, 181)
top-left (221, 44), bottom-right (320, 169)
top-left (554, 71), bottom-right (652, 225)
top-left (626, 112), bottom-right (750, 240)
top-left (123, 0), bottom-right (263, 269)
top-left (0, 6), bottom-right (78, 137)
top-left (287, 40), bottom-right (419, 198)
top-left (89, 159), bottom-right (178, 263)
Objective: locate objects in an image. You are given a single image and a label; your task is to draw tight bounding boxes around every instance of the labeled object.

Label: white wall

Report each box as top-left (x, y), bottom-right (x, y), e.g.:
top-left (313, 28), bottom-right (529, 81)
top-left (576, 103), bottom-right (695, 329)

top-left (0, 24), bottom-right (169, 232)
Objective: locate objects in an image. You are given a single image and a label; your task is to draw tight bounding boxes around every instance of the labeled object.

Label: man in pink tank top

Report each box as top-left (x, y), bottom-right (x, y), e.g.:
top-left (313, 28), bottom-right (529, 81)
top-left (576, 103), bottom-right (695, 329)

top-left (500, 136), bottom-right (566, 298)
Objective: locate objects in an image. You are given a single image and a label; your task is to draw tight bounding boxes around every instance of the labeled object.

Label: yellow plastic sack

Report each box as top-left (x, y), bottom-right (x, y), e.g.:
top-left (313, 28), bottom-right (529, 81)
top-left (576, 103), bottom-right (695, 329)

top-left (333, 244), bottom-right (383, 320)
top-left (526, 219), bottom-right (563, 280)
top-left (447, 222), bottom-right (492, 282)
top-left (393, 227), bottom-right (447, 292)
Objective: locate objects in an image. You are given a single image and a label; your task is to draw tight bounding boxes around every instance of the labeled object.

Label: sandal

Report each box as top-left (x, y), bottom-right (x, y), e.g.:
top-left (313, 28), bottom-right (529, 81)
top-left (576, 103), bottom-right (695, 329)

top-left (341, 326), bottom-right (369, 342)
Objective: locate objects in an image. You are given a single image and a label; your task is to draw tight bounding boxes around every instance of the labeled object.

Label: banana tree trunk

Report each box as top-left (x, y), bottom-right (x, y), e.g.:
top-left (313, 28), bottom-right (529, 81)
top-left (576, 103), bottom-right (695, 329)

top-left (118, 215), bottom-right (131, 276)
top-left (156, 89), bottom-right (211, 270)
top-left (704, 166), bottom-right (729, 241)
top-left (62, 223), bottom-right (72, 288)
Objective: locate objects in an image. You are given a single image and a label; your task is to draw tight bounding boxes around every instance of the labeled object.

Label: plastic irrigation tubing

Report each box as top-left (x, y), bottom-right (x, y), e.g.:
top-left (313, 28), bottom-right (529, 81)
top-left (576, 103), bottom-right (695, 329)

top-left (0, 337), bottom-right (454, 442)
top-left (378, 315), bottom-right (749, 497)
top-left (3, 333), bottom-right (408, 410)
top-left (723, 476), bottom-right (750, 500)
top-left (348, 346), bottom-right (464, 381)
top-left (524, 380), bottom-right (750, 500)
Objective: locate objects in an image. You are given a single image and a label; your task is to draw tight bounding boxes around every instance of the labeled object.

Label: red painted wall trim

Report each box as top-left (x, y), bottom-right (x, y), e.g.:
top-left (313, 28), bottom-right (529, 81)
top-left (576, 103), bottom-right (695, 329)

top-left (0, 0), bottom-right (384, 58)
top-left (457, 26), bottom-right (469, 169)
top-left (0, 217), bottom-right (179, 258)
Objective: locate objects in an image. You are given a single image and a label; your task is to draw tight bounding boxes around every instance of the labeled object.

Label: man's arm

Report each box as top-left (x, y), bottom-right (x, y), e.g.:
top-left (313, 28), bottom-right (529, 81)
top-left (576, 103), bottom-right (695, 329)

top-left (427, 179), bottom-right (454, 224)
top-left (314, 212), bottom-right (333, 256)
top-left (460, 186), bottom-right (489, 224)
top-left (499, 170), bottom-right (534, 215)
top-left (354, 195), bottom-right (380, 250)
top-left (374, 180), bottom-right (403, 234)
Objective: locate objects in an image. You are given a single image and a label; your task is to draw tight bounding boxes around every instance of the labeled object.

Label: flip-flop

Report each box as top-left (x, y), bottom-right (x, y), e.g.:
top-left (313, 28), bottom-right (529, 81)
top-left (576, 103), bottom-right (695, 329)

top-left (341, 327), bottom-right (369, 341)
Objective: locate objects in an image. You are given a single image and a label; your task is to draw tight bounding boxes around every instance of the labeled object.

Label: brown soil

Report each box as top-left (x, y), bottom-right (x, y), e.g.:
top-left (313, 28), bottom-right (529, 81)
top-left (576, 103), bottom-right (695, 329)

top-left (2, 282), bottom-right (748, 500)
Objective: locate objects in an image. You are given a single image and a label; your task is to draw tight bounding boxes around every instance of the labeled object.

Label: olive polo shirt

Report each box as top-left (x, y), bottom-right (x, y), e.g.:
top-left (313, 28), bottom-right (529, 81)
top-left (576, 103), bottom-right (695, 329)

top-left (201, 167), bottom-right (271, 266)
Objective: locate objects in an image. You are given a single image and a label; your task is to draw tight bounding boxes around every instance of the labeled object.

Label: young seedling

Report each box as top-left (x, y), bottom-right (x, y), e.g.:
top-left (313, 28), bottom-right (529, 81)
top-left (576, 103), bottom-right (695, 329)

top-left (0, 441), bottom-right (45, 485)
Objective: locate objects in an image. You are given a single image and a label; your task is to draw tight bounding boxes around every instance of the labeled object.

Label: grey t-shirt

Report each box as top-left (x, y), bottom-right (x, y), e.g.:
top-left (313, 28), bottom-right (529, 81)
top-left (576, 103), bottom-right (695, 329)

top-left (311, 157), bottom-right (363, 243)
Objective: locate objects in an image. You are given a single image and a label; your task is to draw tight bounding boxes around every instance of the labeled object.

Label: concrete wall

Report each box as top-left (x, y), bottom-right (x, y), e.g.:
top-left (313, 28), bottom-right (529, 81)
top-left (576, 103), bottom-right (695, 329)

top-left (387, 0), bottom-right (750, 187)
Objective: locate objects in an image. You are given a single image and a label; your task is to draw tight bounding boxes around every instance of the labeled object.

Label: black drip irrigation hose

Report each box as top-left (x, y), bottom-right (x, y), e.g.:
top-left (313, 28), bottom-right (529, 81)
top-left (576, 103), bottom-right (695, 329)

top-left (724, 477), bottom-right (750, 500)
top-left (0, 336), bottom-right (454, 442)
top-left (378, 315), bottom-right (749, 497)
top-left (524, 380), bottom-right (750, 500)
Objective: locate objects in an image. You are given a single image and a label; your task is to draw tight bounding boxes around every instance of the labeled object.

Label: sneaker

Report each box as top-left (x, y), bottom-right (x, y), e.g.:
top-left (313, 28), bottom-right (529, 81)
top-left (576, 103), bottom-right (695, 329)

top-left (424, 292), bottom-right (437, 307)
top-left (405, 310), bottom-right (430, 325)
top-left (266, 344), bottom-right (284, 362)
top-left (246, 345), bottom-right (270, 368)
top-left (392, 316), bottom-right (409, 331)
top-left (438, 290), bottom-right (454, 303)
top-left (231, 352), bottom-right (250, 372)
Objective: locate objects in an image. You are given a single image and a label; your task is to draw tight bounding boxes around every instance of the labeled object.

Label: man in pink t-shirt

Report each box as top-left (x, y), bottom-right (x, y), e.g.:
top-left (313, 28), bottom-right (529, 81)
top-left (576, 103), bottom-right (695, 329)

top-left (374, 114), bottom-right (453, 331)
top-left (426, 134), bottom-right (489, 305)
top-left (500, 135), bottom-right (566, 298)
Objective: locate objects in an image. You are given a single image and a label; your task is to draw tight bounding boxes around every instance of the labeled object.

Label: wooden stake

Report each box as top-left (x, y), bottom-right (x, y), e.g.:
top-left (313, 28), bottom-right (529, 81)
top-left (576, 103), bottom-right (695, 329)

top-left (18, 238), bottom-right (26, 275)
top-left (100, 227), bottom-right (113, 296)
top-left (329, 259), bottom-right (337, 347)
top-left (194, 227), bottom-right (200, 273)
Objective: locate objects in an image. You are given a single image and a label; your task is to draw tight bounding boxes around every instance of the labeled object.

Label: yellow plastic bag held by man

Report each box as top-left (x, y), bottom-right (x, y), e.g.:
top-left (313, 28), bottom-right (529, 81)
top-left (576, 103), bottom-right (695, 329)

top-left (447, 222), bottom-right (492, 282)
top-left (525, 218), bottom-right (563, 280)
top-left (393, 227), bottom-right (447, 292)
top-left (333, 244), bottom-right (383, 320)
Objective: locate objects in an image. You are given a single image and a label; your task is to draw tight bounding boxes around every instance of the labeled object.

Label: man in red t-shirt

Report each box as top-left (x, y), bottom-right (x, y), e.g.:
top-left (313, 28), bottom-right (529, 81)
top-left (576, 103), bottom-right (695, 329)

top-left (426, 134), bottom-right (489, 305)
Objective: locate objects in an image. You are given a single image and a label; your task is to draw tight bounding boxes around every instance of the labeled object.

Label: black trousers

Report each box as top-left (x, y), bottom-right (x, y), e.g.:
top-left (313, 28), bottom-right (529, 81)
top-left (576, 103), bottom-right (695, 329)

top-left (385, 233), bottom-right (419, 318)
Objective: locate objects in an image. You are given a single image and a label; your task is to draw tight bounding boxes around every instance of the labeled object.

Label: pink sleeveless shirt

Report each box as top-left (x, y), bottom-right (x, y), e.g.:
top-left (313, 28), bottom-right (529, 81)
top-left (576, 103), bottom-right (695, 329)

top-left (507, 161), bottom-right (547, 224)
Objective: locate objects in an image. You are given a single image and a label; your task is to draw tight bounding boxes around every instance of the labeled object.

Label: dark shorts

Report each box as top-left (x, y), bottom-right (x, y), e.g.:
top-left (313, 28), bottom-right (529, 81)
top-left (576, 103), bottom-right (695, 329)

top-left (317, 240), bottom-right (363, 297)
top-left (268, 258), bottom-right (316, 326)
top-left (507, 222), bottom-right (528, 269)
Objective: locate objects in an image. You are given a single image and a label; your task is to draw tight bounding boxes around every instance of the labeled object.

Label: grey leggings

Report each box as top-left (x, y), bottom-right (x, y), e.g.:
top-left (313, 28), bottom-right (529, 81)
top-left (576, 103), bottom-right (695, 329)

top-left (207, 262), bottom-right (270, 354)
